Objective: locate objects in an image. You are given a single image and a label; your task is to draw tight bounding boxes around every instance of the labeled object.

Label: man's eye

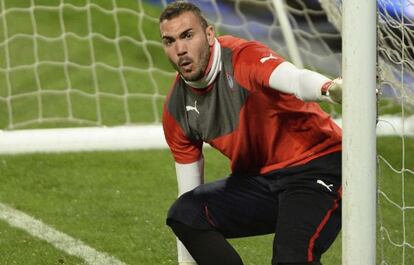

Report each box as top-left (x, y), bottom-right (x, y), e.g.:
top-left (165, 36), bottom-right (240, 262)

top-left (185, 33), bottom-right (193, 39)
top-left (163, 39), bottom-right (173, 46)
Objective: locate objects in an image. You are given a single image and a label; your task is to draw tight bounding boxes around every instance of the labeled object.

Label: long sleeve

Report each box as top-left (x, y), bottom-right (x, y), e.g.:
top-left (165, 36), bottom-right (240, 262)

top-left (175, 158), bottom-right (204, 196)
top-left (268, 61), bottom-right (331, 101)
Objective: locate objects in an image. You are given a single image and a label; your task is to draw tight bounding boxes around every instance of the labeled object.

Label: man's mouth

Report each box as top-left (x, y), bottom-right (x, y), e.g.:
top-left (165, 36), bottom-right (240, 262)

top-left (179, 58), bottom-right (193, 71)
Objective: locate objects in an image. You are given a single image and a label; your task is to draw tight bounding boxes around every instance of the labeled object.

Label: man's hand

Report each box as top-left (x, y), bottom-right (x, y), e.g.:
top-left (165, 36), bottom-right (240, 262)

top-left (321, 78), bottom-right (342, 104)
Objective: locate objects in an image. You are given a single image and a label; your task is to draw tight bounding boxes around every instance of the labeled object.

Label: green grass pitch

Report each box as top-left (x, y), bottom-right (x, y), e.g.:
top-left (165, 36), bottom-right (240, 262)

top-left (0, 137), bottom-right (413, 265)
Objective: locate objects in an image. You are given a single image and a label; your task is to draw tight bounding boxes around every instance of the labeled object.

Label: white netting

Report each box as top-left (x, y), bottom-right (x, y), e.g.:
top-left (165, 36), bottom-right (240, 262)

top-left (376, 1), bottom-right (414, 264)
top-left (0, 0), bottom-right (175, 129)
top-left (206, 0), bottom-right (342, 77)
top-left (0, 0), bottom-right (413, 125)
top-left (0, 0), bottom-right (345, 130)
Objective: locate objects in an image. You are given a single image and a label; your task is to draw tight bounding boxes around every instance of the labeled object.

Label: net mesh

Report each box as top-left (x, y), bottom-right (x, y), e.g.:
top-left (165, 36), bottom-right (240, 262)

top-left (0, 0), bottom-right (346, 130)
top-left (0, 0), bottom-right (175, 129)
top-left (376, 1), bottom-right (414, 264)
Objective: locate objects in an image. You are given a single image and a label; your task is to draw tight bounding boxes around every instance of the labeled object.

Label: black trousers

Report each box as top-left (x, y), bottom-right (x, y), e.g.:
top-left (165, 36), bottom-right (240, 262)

top-left (167, 152), bottom-right (342, 264)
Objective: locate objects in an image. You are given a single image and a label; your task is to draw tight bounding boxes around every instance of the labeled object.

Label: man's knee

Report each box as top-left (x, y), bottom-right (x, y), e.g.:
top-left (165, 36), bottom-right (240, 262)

top-left (166, 191), bottom-right (211, 230)
top-left (166, 191), bottom-right (198, 223)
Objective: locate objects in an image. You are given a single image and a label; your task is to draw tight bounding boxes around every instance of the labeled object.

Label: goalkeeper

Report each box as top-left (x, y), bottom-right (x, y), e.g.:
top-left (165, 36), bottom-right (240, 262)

top-left (160, 2), bottom-right (342, 265)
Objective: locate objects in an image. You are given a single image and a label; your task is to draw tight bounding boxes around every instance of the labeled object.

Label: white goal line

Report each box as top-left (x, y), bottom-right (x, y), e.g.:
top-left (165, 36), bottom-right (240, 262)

top-left (0, 125), bottom-right (167, 154)
top-left (0, 116), bottom-right (413, 155)
top-left (0, 202), bottom-right (127, 265)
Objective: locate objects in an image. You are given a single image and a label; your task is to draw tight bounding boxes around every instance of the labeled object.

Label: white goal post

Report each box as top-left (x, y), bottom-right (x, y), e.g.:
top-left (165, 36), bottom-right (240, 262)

top-left (342, 0), bottom-right (377, 264)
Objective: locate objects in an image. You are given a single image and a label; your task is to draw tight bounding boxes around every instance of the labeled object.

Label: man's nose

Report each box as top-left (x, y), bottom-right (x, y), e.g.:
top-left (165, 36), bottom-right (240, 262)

top-left (175, 40), bottom-right (187, 56)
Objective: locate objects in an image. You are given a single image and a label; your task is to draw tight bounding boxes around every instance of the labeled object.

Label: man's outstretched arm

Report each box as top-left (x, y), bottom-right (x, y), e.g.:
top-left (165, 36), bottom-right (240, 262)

top-left (269, 61), bottom-right (342, 104)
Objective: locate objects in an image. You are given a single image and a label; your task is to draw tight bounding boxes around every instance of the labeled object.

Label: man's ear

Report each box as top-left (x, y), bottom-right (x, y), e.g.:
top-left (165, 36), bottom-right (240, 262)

top-left (206, 25), bottom-right (215, 46)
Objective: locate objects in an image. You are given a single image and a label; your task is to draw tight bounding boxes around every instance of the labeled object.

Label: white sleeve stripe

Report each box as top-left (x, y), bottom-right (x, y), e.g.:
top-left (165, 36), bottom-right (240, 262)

top-left (268, 61), bottom-right (330, 101)
top-left (175, 159), bottom-right (204, 195)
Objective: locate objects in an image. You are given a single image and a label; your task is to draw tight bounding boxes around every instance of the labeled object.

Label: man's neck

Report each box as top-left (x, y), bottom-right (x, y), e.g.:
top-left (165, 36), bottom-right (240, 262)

top-left (183, 38), bottom-right (222, 89)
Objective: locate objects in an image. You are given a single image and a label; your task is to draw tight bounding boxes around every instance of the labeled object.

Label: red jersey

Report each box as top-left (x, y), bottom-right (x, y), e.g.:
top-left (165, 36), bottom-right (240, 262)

top-left (163, 35), bottom-right (342, 175)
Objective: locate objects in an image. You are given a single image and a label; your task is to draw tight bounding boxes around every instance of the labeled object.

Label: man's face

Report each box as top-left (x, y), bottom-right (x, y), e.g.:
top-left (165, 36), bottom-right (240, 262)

top-left (160, 12), bottom-right (215, 81)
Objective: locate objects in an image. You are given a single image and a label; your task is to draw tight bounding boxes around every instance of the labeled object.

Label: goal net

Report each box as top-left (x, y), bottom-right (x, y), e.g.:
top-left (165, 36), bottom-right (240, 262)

top-left (0, 0), bottom-right (174, 129)
top-left (1, 0), bottom-right (411, 133)
top-left (374, 1), bottom-right (414, 264)
top-left (0, 0), bottom-right (175, 152)
top-left (1, 0), bottom-right (412, 145)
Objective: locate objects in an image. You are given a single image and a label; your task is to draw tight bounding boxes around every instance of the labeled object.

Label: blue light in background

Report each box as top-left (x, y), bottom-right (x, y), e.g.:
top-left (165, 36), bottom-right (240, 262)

top-left (379, 0), bottom-right (414, 20)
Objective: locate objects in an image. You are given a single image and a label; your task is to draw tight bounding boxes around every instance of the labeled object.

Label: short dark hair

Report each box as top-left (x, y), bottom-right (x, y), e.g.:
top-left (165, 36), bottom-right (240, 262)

top-left (159, 1), bottom-right (208, 28)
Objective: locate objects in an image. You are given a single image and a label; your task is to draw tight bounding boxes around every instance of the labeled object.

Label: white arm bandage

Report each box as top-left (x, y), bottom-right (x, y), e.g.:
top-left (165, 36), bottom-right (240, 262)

top-left (269, 61), bottom-right (331, 101)
top-left (175, 159), bottom-right (204, 263)
top-left (175, 158), bottom-right (204, 196)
